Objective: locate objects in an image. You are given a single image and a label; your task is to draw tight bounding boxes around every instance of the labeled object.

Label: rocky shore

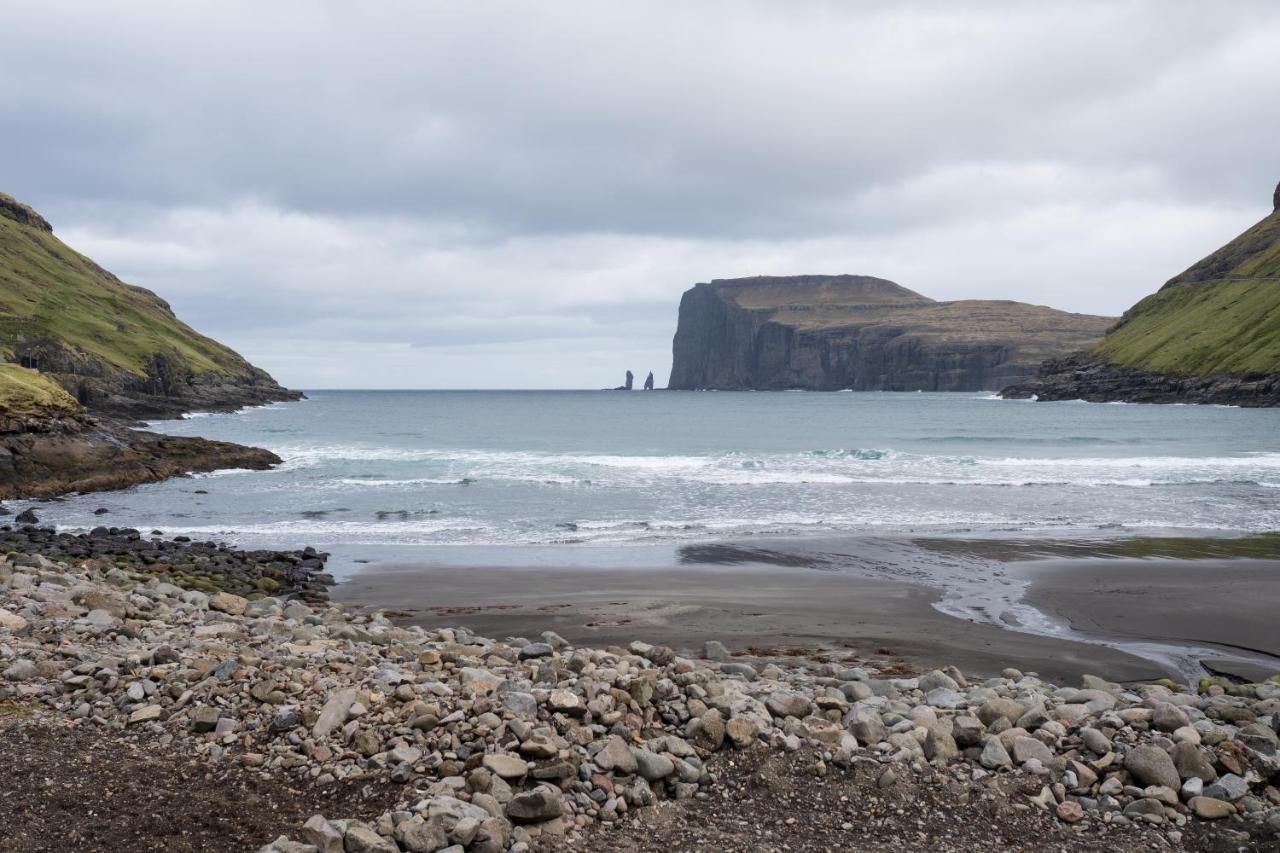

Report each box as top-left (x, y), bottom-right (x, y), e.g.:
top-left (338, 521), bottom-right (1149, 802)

top-left (2, 535), bottom-right (1279, 851)
top-left (0, 410), bottom-right (282, 500)
top-left (1000, 353), bottom-right (1280, 407)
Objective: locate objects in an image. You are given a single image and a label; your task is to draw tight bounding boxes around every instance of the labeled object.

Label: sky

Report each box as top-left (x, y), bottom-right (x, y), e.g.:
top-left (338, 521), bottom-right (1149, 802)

top-left (3, 2), bottom-right (1279, 389)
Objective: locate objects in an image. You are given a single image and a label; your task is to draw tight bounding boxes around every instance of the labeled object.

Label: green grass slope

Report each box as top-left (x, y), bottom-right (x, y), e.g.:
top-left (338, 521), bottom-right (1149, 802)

top-left (0, 363), bottom-right (81, 418)
top-left (1096, 193), bottom-right (1280, 376)
top-left (0, 192), bottom-right (259, 380)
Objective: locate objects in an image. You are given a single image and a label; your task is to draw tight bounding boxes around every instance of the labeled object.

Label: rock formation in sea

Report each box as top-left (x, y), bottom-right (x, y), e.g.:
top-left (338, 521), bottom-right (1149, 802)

top-left (0, 192), bottom-right (301, 421)
top-left (667, 275), bottom-right (1112, 392)
top-left (644, 371), bottom-right (655, 390)
top-left (1003, 180), bottom-right (1280, 406)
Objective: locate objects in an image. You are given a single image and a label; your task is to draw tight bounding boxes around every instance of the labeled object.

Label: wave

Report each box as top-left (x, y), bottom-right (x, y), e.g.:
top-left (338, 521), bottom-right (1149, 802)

top-left (337, 477), bottom-right (473, 486)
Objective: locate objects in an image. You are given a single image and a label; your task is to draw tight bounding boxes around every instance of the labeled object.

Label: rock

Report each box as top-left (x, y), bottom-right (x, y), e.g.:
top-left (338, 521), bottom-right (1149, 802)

top-left (190, 706), bottom-right (220, 733)
top-left (925, 688), bottom-right (964, 709)
top-left (301, 815), bottom-right (343, 853)
top-left (208, 591), bottom-right (248, 615)
top-left (695, 709), bottom-right (726, 750)
top-left (596, 735), bottom-right (638, 774)
top-left (482, 754), bottom-right (529, 779)
top-left (3, 658), bottom-right (35, 681)
top-left (128, 705), bottom-right (162, 725)
top-left (703, 640), bottom-right (731, 661)
top-left (1124, 744), bottom-right (1181, 791)
top-left (1189, 796), bottom-right (1236, 820)
top-left (924, 728), bottom-right (959, 762)
top-left (980, 737), bottom-right (1013, 770)
top-left (1171, 741), bottom-right (1217, 782)
top-left (548, 690), bottom-right (585, 717)
top-left (14, 509), bottom-right (38, 524)
top-left (258, 837), bottom-right (318, 853)
top-left (1056, 800), bottom-right (1085, 823)
top-left (1011, 736), bottom-right (1053, 766)
top-left (1080, 727), bottom-right (1111, 755)
top-left (313, 688), bottom-right (358, 739)
top-left (1152, 702), bottom-right (1191, 732)
top-left (977, 699), bottom-right (1025, 728)
top-left (395, 818), bottom-right (448, 853)
top-left (918, 670), bottom-right (959, 693)
top-left (726, 717), bottom-right (758, 748)
top-left (765, 692), bottom-right (812, 719)
top-left (631, 748), bottom-right (676, 781)
top-left (1203, 773), bottom-right (1249, 802)
top-left (847, 710), bottom-right (886, 745)
top-left (342, 823), bottom-right (398, 853)
top-left (0, 607), bottom-right (30, 632)
top-left (505, 789), bottom-right (564, 823)
top-left (518, 642), bottom-right (553, 660)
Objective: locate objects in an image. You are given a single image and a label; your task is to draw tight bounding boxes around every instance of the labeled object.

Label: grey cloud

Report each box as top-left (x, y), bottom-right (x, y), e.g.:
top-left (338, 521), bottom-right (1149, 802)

top-left (2, 2), bottom-right (1277, 387)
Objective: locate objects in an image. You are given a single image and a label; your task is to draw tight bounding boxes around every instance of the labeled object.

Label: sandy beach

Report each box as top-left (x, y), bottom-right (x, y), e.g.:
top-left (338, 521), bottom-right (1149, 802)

top-left (1018, 557), bottom-right (1280, 681)
top-left (334, 537), bottom-right (1280, 686)
top-left (334, 558), bottom-right (1167, 684)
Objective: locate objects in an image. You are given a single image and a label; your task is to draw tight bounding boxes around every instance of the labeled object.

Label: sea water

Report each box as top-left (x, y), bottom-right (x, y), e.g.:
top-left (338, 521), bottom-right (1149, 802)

top-left (25, 390), bottom-right (1280, 557)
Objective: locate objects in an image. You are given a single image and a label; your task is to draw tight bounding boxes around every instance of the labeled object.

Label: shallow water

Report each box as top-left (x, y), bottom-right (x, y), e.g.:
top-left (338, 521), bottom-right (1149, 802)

top-left (24, 390), bottom-right (1280, 552)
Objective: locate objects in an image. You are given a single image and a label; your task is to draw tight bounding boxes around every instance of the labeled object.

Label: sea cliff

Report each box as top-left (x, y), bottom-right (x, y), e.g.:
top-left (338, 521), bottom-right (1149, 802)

top-left (668, 275), bottom-right (1112, 392)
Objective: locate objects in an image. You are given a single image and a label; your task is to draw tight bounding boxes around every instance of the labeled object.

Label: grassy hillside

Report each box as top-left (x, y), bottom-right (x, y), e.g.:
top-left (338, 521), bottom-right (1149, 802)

top-left (0, 192), bottom-right (257, 380)
top-left (1096, 198), bottom-right (1280, 376)
top-left (0, 363), bottom-right (81, 417)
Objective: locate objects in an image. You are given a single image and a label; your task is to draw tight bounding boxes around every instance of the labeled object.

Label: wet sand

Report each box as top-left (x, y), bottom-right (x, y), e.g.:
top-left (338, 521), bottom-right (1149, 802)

top-left (1019, 558), bottom-right (1280, 681)
top-left (335, 560), bottom-right (1165, 684)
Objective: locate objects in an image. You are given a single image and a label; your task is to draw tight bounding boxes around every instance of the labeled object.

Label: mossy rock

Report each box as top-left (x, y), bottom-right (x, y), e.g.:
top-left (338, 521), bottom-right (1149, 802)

top-left (1149, 678), bottom-right (1188, 693)
top-left (1198, 676), bottom-right (1235, 694)
top-left (254, 576), bottom-right (280, 593)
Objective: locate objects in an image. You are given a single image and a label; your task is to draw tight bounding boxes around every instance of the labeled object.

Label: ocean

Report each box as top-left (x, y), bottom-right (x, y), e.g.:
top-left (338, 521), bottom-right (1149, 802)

top-left (23, 390), bottom-right (1280, 571)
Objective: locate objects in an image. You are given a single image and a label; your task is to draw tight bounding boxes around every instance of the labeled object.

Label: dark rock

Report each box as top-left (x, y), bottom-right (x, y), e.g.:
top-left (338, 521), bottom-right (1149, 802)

top-left (1002, 353), bottom-right (1280, 407)
top-left (667, 275), bottom-right (1111, 392)
top-left (14, 509), bottom-right (38, 524)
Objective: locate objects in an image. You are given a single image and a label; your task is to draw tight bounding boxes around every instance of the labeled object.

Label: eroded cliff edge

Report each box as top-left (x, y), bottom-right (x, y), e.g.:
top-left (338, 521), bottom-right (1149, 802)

top-left (668, 275), bottom-right (1113, 392)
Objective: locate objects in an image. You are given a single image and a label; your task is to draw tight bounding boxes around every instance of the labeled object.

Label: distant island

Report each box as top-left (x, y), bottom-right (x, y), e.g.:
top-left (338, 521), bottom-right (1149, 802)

top-left (1003, 180), bottom-right (1280, 407)
top-left (667, 274), bottom-right (1112, 392)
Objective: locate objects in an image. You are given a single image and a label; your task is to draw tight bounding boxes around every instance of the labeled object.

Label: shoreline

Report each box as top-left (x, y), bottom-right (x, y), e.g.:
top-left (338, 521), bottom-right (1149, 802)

top-left (3, 531), bottom-right (1279, 851)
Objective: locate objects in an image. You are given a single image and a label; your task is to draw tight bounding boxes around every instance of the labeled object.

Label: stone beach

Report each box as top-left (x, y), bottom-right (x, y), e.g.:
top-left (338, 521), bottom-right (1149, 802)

top-left (2, 529), bottom-right (1279, 851)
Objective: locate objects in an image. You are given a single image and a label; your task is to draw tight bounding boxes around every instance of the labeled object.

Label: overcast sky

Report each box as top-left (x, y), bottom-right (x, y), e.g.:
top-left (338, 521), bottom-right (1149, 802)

top-left (3, 2), bottom-right (1278, 389)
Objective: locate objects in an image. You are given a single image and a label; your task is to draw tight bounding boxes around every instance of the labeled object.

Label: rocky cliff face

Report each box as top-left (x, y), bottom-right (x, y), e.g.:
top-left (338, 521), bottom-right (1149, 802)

top-left (0, 192), bottom-right (301, 421)
top-left (1004, 181), bottom-right (1280, 406)
top-left (668, 275), bottom-right (1112, 392)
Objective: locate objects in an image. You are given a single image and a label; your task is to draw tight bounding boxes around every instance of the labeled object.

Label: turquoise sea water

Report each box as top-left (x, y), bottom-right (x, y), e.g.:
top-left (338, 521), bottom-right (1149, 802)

top-left (23, 390), bottom-right (1280, 556)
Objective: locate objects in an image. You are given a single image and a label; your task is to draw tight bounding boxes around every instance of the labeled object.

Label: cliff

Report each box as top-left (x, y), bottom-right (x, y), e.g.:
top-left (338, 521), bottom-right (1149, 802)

top-left (0, 192), bottom-right (301, 420)
top-left (667, 275), bottom-right (1113, 392)
top-left (1003, 181), bottom-right (1280, 405)
top-left (0, 364), bottom-right (280, 499)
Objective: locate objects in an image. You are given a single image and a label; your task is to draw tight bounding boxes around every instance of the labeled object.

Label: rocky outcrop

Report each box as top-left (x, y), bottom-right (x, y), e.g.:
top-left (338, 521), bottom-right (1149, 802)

top-left (668, 275), bottom-right (1112, 392)
top-left (0, 410), bottom-right (280, 500)
top-left (1001, 353), bottom-right (1280, 407)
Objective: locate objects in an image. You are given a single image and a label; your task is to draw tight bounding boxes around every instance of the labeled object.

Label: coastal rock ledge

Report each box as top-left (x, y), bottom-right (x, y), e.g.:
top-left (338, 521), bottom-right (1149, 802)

top-left (1001, 353), bottom-right (1280, 407)
top-left (2, 536), bottom-right (1278, 851)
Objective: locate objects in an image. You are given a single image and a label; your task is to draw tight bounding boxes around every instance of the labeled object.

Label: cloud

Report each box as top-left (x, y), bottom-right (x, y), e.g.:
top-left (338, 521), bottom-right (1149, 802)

top-left (2, 1), bottom-right (1278, 387)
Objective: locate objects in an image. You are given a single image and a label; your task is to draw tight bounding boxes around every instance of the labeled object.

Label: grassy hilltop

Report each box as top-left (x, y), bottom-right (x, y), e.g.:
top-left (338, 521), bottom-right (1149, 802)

top-left (1094, 192), bottom-right (1280, 376)
top-left (0, 192), bottom-right (297, 417)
